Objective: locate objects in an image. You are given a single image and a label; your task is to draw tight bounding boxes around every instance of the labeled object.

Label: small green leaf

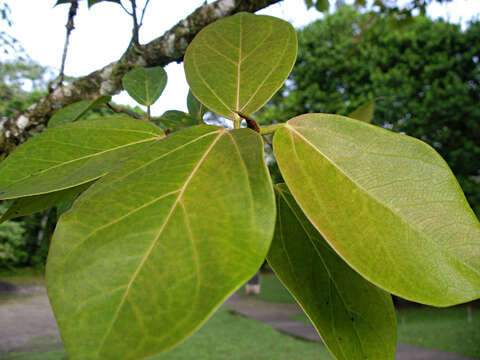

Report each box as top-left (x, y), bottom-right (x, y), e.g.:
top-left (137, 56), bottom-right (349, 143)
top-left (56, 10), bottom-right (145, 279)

top-left (348, 99), bottom-right (374, 123)
top-left (155, 110), bottom-right (199, 132)
top-left (48, 96), bottom-right (110, 128)
top-left (46, 125), bottom-right (275, 359)
top-left (315, 0), bottom-right (329, 12)
top-left (0, 182), bottom-right (93, 223)
top-left (184, 13), bottom-right (297, 120)
top-left (87, 0), bottom-right (120, 8)
top-left (304, 0), bottom-right (314, 9)
top-left (0, 117), bottom-right (164, 200)
top-left (274, 114), bottom-right (480, 306)
top-left (187, 90), bottom-right (206, 122)
top-left (122, 66), bottom-right (167, 106)
top-left (268, 184), bottom-right (396, 360)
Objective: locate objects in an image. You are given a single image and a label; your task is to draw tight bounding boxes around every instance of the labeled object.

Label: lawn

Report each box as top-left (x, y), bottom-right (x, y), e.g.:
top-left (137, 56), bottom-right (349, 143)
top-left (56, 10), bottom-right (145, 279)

top-left (6, 307), bottom-right (333, 360)
top-left (241, 272), bottom-right (295, 303)
top-left (0, 267), bottom-right (45, 287)
top-left (291, 302), bottom-right (480, 358)
top-left (396, 306), bottom-right (480, 358)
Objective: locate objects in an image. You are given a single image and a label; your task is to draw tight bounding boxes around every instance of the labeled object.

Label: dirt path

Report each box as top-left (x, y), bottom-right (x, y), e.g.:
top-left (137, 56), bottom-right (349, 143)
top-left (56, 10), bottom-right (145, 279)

top-left (0, 288), bottom-right (62, 357)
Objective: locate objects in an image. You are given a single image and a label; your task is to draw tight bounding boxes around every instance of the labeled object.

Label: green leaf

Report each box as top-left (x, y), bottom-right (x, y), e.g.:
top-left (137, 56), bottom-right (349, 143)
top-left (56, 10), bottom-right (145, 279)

top-left (0, 117), bottom-right (164, 200)
top-left (46, 125), bottom-right (275, 359)
top-left (315, 0), bottom-right (329, 12)
top-left (87, 0), bottom-right (120, 8)
top-left (273, 114), bottom-right (480, 306)
top-left (187, 90), bottom-right (207, 122)
top-left (304, 0), bottom-right (314, 9)
top-left (348, 99), bottom-right (374, 123)
top-left (268, 184), bottom-right (396, 360)
top-left (155, 110), bottom-right (199, 132)
top-left (56, 194), bottom-right (80, 220)
top-left (0, 182), bottom-right (93, 223)
top-left (184, 13), bottom-right (297, 120)
top-left (48, 96), bottom-right (111, 128)
top-left (122, 66), bottom-right (167, 106)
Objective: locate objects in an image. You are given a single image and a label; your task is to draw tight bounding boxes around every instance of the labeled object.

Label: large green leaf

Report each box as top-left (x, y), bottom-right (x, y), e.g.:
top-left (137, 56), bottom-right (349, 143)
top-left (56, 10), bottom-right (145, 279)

top-left (0, 182), bottom-right (93, 223)
top-left (273, 114), bottom-right (480, 306)
top-left (122, 66), bottom-right (167, 106)
top-left (0, 117), bottom-right (164, 200)
top-left (187, 90), bottom-right (206, 122)
top-left (46, 125), bottom-right (275, 359)
top-left (268, 184), bottom-right (396, 360)
top-left (48, 96), bottom-right (110, 128)
top-left (184, 13), bottom-right (297, 120)
top-left (348, 99), bottom-right (374, 123)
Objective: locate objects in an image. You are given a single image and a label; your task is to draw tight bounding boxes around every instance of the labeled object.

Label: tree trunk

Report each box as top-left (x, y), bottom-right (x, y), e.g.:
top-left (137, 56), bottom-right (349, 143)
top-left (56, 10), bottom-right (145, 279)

top-left (245, 271), bottom-right (261, 295)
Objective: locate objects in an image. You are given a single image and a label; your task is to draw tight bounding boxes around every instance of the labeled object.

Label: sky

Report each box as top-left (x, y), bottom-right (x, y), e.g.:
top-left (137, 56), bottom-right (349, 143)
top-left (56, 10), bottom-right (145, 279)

top-left (1, 0), bottom-right (478, 116)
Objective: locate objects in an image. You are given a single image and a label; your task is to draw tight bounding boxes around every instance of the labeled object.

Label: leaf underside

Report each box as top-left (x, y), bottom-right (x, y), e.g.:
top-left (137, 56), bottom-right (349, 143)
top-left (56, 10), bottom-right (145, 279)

top-left (184, 12), bottom-right (297, 120)
top-left (48, 96), bottom-right (111, 128)
top-left (46, 125), bottom-right (276, 360)
top-left (268, 184), bottom-right (396, 360)
top-left (0, 182), bottom-right (94, 223)
top-left (274, 114), bottom-right (480, 306)
top-left (0, 117), bottom-right (164, 200)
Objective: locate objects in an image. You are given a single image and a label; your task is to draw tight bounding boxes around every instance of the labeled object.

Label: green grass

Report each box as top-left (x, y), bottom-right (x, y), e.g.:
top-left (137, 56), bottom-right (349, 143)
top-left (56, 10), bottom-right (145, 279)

top-left (6, 307), bottom-right (333, 360)
top-left (4, 350), bottom-right (66, 360)
top-left (397, 306), bottom-right (480, 358)
top-left (0, 267), bottom-right (45, 286)
top-left (292, 306), bottom-right (480, 358)
top-left (241, 273), bottom-right (296, 303)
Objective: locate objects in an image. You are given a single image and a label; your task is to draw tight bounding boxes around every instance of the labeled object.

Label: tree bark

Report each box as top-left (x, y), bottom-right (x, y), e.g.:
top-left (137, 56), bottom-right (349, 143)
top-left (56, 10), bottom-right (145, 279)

top-left (0, 0), bottom-right (281, 157)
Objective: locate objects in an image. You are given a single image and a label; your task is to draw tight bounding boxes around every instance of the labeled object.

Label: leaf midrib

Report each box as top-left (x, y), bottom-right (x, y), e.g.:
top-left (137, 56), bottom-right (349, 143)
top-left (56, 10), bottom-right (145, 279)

top-left (286, 125), bottom-right (480, 282)
top-left (95, 130), bottom-right (225, 357)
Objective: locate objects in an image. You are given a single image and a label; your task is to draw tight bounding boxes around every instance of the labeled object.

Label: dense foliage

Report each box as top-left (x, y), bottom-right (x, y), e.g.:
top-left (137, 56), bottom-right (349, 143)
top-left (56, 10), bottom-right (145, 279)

top-left (0, 202), bottom-right (55, 267)
top-left (0, 59), bottom-right (48, 120)
top-left (260, 7), bottom-right (480, 214)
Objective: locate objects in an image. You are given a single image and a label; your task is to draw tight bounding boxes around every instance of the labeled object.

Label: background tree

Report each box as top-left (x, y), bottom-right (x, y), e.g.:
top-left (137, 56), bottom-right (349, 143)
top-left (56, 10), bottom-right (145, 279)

top-left (260, 6), bottom-right (480, 215)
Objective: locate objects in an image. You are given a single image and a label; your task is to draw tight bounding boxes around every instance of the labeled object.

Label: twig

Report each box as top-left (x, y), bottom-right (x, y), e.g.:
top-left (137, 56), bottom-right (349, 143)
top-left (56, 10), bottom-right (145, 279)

top-left (119, 0), bottom-right (133, 15)
top-left (106, 103), bottom-right (144, 120)
top-left (139, 0), bottom-right (150, 28)
top-left (57, 0), bottom-right (78, 86)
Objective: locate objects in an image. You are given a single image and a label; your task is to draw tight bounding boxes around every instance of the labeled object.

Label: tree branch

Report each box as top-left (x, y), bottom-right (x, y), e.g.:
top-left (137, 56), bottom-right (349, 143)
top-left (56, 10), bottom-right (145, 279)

top-left (0, 0), bottom-right (281, 156)
top-left (105, 102), bottom-right (144, 120)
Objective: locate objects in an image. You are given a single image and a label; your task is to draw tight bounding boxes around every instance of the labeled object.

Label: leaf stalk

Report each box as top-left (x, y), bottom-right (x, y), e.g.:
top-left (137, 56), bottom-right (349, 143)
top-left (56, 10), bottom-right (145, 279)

top-left (259, 123), bottom-right (285, 135)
